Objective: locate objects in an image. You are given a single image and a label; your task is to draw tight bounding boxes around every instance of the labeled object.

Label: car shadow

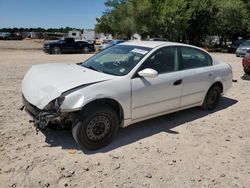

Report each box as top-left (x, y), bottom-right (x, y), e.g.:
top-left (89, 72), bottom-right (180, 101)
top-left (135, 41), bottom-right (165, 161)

top-left (40, 97), bottom-right (237, 154)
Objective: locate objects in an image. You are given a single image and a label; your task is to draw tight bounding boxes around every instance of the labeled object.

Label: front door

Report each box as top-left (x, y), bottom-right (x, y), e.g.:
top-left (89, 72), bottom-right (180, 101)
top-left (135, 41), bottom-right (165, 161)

top-left (131, 46), bottom-right (182, 120)
top-left (63, 38), bottom-right (76, 53)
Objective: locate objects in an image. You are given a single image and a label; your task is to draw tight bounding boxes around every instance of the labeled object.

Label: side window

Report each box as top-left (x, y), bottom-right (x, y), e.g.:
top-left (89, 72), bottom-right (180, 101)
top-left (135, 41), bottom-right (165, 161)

top-left (180, 47), bottom-right (212, 70)
top-left (140, 47), bottom-right (179, 74)
top-left (65, 38), bottom-right (74, 43)
top-left (79, 42), bottom-right (87, 46)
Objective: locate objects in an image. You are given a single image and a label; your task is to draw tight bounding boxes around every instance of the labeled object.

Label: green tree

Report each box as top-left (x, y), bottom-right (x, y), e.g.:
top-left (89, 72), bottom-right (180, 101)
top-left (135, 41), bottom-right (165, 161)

top-left (186, 0), bottom-right (219, 45)
top-left (214, 0), bottom-right (249, 44)
top-left (95, 0), bottom-right (250, 45)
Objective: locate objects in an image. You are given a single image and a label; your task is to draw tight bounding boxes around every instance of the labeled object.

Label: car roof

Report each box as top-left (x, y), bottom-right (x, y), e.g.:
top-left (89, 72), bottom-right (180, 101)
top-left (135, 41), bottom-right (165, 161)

top-left (119, 40), bottom-right (197, 49)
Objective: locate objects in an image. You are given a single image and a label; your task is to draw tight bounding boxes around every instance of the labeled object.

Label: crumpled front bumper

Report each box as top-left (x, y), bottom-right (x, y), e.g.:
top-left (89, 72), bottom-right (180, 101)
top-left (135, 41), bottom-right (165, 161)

top-left (22, 95), bottom-right (59, 129)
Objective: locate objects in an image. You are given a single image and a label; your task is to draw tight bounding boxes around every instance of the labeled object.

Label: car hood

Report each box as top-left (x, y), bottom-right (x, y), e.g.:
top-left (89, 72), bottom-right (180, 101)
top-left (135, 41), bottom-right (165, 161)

top-left (22, 63), bottom-right (115, 109)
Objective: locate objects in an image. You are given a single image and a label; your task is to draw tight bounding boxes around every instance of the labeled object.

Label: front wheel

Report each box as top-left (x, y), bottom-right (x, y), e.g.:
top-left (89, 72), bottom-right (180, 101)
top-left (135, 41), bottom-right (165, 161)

top-left (72, 105), bottom-right (119, 150)
top-left (202, 85), bottom-right (222, 110)
top-left (52, 47), bottom-right (61, 54)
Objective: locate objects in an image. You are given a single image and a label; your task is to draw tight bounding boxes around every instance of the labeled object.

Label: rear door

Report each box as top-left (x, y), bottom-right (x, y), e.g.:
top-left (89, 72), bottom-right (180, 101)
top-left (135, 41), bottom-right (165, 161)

top-left (179, 46), bottom-right (215, 107)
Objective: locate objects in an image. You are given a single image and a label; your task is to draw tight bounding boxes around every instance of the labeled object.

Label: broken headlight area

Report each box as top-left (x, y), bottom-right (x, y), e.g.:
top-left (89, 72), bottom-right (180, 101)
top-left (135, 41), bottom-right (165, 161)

top-left (44, 96), bottom-right (65, 111)
top-left (22, 95), bottom-right (71, 130)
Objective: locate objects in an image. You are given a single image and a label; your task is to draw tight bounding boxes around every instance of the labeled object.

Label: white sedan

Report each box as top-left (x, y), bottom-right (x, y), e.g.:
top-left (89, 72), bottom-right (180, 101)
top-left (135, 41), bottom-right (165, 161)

top-left (22, 41), bottom-right (232, 150)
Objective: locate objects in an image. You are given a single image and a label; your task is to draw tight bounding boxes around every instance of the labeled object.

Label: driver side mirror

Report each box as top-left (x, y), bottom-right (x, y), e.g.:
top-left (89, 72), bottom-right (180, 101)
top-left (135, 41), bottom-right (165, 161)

top-left (138, 68), bottom-right (158, 78)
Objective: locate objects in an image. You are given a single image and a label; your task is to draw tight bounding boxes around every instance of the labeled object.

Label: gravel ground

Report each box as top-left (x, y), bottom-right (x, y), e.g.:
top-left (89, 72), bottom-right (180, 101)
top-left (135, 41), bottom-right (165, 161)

top-left (0, 40), bottom-right (249, 188)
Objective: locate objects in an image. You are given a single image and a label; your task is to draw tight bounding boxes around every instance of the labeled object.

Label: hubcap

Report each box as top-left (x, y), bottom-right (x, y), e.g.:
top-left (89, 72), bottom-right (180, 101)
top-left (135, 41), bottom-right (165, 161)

top-left (53, 47), bottom-right (60, 54)
top-left (86, 115), bottom-right (111, 141)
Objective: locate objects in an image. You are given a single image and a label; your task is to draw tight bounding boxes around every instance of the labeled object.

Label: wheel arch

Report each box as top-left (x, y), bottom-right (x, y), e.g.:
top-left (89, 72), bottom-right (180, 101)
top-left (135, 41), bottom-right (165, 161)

top-left (201, 81), bottom-right (224, 105)
top-left (211, 81), bottom-right (223, 93)
top-left (81, 98), bottom-right (124, 125)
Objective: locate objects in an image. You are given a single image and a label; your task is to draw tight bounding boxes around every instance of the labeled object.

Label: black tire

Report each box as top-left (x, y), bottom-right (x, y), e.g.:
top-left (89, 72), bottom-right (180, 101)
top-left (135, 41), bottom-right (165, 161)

top-left (72, 105), bottom-right (119, 150)
top-left (52, 46), bottom-right (61, 54)
top-left (202, 84), bottom-right (222, 110)
top-left (244, 68), bottom-right (250, 75)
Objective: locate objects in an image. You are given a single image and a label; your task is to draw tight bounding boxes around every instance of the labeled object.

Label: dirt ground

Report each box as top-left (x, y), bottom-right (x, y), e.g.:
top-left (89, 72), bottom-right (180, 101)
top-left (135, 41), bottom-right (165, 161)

top-left (0, 40), bottom-right (249, 188)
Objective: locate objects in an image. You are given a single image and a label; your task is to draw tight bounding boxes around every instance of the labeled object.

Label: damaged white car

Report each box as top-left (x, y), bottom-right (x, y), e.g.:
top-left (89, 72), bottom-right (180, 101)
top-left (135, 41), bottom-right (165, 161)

top-left (22, 41), bottom-right (232, 150)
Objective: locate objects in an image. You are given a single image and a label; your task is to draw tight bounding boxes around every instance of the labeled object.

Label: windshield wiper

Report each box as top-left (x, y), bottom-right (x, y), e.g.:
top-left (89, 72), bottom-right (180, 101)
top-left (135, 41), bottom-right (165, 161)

top-left (84, 65), bottom-right (102, 72)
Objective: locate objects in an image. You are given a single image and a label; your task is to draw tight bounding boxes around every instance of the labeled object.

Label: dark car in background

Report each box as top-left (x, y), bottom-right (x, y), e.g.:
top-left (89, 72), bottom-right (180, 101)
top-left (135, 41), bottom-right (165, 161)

top-left (8, 33), bottom-right (23, 40)
top-left (242, 49), bottom-right (250, 74)
top-left (236, 40), bottom-right (250, 57)
top-left (228, 39), bottom-right (247, 53)
top-left (43, 38), bottom-right (95, 54)
top-left (0, 32), bottom-right (23, 40)
top-left (0, 32), bottom-right (11, 40)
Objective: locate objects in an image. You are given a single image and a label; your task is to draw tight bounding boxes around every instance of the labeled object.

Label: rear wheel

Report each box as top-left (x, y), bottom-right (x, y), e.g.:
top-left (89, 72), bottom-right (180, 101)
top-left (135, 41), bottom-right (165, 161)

top-left (202, 84), bottom-right (222, 110)
top-left (52, 47), bottom-right (61, 54)
top-left (72, 105), bottom-right (119, 150)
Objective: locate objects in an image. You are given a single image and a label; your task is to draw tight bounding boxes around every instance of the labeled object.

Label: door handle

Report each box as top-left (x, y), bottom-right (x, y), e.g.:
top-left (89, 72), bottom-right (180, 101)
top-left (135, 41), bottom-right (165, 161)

top-left (173, 79), bottom-right (182, 86)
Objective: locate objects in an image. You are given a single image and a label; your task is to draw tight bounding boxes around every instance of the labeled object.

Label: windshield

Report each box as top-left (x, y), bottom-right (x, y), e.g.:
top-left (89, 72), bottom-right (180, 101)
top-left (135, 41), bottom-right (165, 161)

top-left (58, 38), bottom-right (65, 43)
top-left (80, 45), bottom-right (152, 76)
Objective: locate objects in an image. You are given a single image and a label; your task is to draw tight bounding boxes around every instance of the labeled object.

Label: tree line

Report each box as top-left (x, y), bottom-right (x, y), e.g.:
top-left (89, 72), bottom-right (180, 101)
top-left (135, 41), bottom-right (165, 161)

top-left (0, 27), bottom-right (81, 33)
top-left (95, 0), bottom-right (250, 46)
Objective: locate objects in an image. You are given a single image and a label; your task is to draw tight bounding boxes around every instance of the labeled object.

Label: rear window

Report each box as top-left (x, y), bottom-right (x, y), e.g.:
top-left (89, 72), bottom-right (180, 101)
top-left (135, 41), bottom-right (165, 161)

top-left (180, 47), bottom-right (212, 70)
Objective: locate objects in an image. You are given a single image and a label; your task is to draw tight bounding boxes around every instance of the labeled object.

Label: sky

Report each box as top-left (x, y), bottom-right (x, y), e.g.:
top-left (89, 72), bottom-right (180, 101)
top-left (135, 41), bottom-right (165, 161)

top-left (0, 0), bottom-right (107, 29)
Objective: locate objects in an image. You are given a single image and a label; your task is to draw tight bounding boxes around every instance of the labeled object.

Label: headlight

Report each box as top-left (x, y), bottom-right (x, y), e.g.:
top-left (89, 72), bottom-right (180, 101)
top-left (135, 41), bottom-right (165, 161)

top-left (54, 96), bottom-right (65, 109)
top-left (44, 96), bottom-right (65, 111)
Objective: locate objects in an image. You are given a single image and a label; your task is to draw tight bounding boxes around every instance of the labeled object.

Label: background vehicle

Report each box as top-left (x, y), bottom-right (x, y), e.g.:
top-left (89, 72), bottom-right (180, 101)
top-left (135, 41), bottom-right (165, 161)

top-left (242, 49), bottom-right (250, 74)
top-left (228, 39), bottom-right (247, 53)
top-left (98, 39), bottom-right (125, 51)
top-left (43, 37), bottom-right (95, 54)
top-left (236, 40), bottom-right (250, 57)
top-left (22, 41), bottom-right (232, 150)
top-left (0, 32), bottom-right (11, 40)
top-left (8, 33), bottom-right (23, 40)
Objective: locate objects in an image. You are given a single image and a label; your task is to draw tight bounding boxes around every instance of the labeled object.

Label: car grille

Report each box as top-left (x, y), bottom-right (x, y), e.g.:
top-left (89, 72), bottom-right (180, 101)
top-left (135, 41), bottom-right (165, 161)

top-left (22, 95), bottom-right (41, 118)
